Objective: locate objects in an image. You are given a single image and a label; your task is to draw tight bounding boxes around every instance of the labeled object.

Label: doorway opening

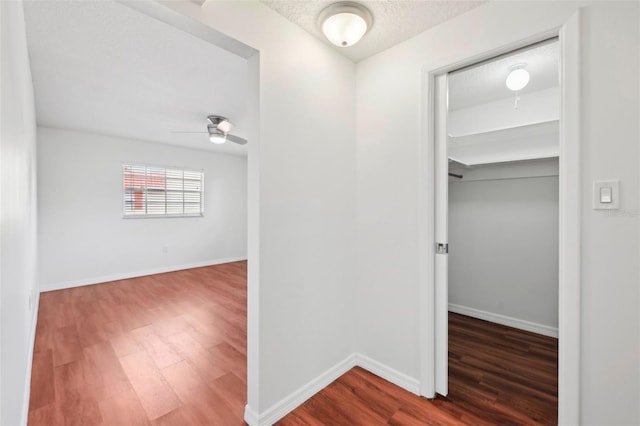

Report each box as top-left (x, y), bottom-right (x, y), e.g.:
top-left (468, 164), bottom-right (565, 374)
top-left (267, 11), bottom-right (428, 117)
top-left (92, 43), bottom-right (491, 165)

top-left (419, 11), bottom-right (580, 426)
top-left (438, 40), bottom-right (561, 424)
top-left (22, 1), bottom-right (259, 424)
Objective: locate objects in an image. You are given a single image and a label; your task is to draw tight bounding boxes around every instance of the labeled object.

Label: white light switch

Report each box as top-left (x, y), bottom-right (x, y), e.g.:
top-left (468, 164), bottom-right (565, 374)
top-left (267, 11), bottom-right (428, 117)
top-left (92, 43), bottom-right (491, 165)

top-left (593, 180), bottom-right (620, 210)
top-left (600, 186), bottom-right (612, 203)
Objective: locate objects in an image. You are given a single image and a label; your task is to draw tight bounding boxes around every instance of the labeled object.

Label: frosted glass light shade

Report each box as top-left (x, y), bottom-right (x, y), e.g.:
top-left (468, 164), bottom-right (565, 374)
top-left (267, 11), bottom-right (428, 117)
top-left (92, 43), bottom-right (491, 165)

top-left (209, 133), bottom-right (226, 144)
top-left (322, 13), bottom-right (367, 47)
top-left (319, 2), bottom-right (372, 47)
top-left (506, 68), bottom-right (530, 91)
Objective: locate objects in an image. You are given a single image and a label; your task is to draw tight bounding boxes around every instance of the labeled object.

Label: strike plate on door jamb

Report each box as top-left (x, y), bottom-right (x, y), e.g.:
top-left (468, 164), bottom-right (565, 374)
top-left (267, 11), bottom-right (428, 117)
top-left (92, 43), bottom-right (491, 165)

top-left (435, 243), bottom-right (448, 254)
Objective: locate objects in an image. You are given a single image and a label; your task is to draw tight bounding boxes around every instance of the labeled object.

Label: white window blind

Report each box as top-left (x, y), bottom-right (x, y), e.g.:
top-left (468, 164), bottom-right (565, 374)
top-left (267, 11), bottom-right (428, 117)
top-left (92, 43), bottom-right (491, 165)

top-left (123, 164), bottom-right (204, 218)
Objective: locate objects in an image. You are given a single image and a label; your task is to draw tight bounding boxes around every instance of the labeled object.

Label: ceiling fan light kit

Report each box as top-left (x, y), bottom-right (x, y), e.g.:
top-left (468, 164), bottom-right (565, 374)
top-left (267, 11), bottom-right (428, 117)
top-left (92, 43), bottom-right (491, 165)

top-left (210, 116), bottom-right (232, 134)
top-left (208, 129), bottom-right (227, 144)
top-left (171, 115), bottom-right (248, 146)
top-left (208, 115), bottom-right (230, 144)
top-left (319, 2), bottom-right (373, 47)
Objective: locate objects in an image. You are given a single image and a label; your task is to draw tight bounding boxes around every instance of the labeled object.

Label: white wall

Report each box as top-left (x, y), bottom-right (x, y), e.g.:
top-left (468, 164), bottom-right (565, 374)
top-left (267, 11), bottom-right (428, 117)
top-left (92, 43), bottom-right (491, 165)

top-left (449, 160), bottom-right (559, 334)
top-left (37, 127), bottom-right (247, 290)
top-left (356, 1), bottom-right (639, 424)
top-left (157, 1), bottom-right (357, 419)
top-left (580, 3), bottom-right (639, 424)
top-left (0, 1), bottom-right (39, 424)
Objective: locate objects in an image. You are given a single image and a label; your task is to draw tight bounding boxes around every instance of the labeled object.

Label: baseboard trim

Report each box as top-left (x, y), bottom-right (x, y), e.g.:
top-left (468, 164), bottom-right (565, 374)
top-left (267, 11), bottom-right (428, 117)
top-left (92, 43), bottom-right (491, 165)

top-left (245, 353), bottom-right (420, 426)
top-left (243, 405), bottom-right (259, 426)
top-left (449, 303), bottom-right (559, 338)
top-left (41, 257), bottom-right (248, 292)
top-left (355, 353), bottom-right (420, 395)
top-left (20, 290), bottom-right (40, 426)
top-left (246, 354), bottom-right (357, 426)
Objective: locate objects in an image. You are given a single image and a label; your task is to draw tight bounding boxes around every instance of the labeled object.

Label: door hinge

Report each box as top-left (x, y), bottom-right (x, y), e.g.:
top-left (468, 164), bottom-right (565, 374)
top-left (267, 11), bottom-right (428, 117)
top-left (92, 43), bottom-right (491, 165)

top-left (435, 242), bottom-right (448, 254)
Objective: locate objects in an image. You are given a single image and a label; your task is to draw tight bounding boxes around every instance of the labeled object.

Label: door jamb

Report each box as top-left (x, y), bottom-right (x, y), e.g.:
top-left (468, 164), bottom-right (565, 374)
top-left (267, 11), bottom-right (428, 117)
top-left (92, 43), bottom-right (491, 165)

top-left (418, 11), bottom-right (581, 425)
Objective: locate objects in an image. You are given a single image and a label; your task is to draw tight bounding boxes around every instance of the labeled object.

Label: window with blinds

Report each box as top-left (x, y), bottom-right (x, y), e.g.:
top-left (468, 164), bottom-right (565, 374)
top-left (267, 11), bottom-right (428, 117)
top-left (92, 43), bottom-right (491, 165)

top-left (123, 164), bottom-right (204, 218)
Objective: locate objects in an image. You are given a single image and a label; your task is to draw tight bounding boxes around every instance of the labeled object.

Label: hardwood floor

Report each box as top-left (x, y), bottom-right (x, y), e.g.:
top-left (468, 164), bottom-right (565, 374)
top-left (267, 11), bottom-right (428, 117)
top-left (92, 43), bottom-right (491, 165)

top-left (447, 312), bottom-right (558, 425)
top-left (30, 262), bottom-right (557, 425)
top-left (278, 313), bottom-right (558, 426)
top-left (28, 261), bottom-right (248, 426)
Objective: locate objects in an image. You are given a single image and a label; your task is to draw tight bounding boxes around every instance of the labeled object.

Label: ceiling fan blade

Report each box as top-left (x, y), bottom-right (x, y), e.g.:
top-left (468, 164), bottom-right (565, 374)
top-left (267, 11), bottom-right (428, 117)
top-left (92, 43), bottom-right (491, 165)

top-left (170, 131), bottom-right (208, 134)
top-left (227, 134), bottom-right (248, 145)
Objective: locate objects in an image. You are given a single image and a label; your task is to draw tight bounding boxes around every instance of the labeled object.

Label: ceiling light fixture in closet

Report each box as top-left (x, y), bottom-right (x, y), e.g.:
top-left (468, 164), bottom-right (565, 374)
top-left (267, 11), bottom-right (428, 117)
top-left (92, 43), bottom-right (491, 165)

top-left (506, 63), bottom-right (530, 91)
top-left (506, 63), bottom-right (530, 110)
top-left (319, 2), bottom-right (373, 47)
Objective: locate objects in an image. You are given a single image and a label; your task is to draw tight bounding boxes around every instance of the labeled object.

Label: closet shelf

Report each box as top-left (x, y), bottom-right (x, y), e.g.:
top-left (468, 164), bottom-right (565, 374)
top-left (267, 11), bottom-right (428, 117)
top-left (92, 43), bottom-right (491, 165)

top-left (448, 119), bottom-right (559, 140)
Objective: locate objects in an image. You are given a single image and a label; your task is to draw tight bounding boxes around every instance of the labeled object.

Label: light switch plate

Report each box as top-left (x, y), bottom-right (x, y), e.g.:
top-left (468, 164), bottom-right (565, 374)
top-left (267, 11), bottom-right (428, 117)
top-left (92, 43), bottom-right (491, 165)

top-left (593, 180), bottom-right (620, 210)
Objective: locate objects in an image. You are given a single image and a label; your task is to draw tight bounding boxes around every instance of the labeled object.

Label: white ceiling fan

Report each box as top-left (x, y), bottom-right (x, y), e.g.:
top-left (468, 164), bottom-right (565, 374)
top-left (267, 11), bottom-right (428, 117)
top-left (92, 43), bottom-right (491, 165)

top-left (172, 115), bottom-right (248, 145)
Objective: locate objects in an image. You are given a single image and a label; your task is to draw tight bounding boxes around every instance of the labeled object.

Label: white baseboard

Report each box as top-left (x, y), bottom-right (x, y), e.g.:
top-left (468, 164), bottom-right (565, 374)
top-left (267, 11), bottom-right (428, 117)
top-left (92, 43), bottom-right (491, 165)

top-left (449, 303), bottom-right (559, 338)
top-left (245, 354), bottom-right (357, 426)
top-left (41, 257), bottom-right (247, 292)
top-left (243, 405), bottom-right (259, 426)
top-left (244, 352), bottom-right (421, 426)
top-left (355, 353), bottom-right (420, 395)
top-left (21, 290), bottom-right (40, 426)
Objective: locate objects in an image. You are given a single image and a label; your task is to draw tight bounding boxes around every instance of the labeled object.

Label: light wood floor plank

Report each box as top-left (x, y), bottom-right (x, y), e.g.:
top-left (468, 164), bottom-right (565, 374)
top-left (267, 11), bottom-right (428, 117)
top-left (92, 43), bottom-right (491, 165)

top-left (29, 262), bottom-right (247, 426)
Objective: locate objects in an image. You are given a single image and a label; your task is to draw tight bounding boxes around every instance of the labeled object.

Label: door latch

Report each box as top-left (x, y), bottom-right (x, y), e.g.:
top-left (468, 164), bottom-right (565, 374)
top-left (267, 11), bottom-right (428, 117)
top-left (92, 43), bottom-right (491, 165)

top-left (435, 242), bottom-right (448, 254)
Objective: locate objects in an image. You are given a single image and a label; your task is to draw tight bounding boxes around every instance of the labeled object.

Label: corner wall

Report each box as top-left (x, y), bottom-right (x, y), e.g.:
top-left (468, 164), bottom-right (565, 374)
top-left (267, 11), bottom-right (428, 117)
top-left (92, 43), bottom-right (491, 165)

top-left (0, 1), bottom-right (39, 424)
top-left (356, 1), bottom-right (639, 424)
top-left (37, 127), bottom-right (247, 291)
top-left (159, 1), bottom-right (357, 420)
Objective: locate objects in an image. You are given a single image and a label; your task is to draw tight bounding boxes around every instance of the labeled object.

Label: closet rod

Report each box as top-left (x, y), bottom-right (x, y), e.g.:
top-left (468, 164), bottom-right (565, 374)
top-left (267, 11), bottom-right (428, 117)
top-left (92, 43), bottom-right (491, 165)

top-left (448, 172), bottom-right (463, 179)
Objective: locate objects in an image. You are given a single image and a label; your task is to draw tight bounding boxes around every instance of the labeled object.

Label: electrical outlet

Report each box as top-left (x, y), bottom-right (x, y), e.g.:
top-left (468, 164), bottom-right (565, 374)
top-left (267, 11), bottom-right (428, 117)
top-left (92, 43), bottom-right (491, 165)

top-left (162, 245), bottom-right (168, 254)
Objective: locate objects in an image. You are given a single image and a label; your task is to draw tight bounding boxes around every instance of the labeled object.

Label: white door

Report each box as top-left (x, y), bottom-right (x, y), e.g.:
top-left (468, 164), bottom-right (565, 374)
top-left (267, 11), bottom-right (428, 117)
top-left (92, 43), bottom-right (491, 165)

top-left (434, 73), bottom-right (449, 397)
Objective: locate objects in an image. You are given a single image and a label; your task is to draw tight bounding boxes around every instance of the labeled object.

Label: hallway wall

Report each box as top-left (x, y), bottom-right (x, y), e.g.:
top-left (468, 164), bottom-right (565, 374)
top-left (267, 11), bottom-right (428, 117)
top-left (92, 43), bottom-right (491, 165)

top-left (356, 2), bottom-right (639, 423)
top-left (0, 2), bottom-right (39, 424)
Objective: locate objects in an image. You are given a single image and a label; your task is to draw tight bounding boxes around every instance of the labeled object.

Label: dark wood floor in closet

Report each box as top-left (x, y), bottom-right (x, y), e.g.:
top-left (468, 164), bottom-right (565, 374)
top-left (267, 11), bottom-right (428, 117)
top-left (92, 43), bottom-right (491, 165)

top-left (28, 260), bottom-right (557, 425)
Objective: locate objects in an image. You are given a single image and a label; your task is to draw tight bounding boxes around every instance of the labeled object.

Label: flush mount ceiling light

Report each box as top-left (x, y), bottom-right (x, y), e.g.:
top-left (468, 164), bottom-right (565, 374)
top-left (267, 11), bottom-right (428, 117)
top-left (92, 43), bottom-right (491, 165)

top-left (319, 2), bottom-right (373, 47)
top-left (506, 63), bottom-right (530, 91)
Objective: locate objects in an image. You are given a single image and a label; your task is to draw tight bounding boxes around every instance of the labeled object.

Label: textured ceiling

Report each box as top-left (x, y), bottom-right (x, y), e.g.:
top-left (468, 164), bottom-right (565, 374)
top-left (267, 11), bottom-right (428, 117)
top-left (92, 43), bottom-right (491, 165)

top-left (24, 0), bottom-right (249, 156)
top-left (449, 40), bottom-right (559, 110)
top-left (260, 0), bottom-right (487, 62)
